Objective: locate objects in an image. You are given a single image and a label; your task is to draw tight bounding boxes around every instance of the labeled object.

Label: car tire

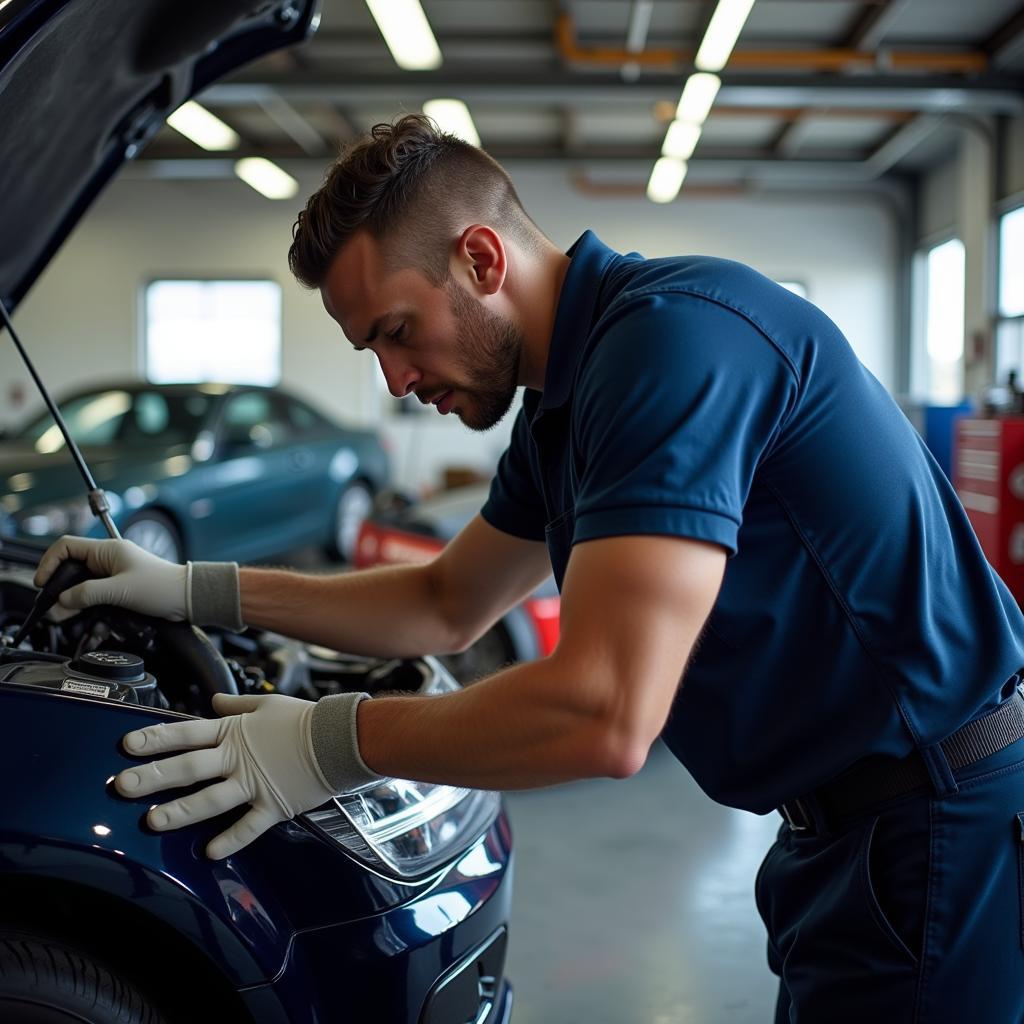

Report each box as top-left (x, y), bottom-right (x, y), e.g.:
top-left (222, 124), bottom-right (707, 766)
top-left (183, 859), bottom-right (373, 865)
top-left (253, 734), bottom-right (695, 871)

top-left (327, 481), bottom-right (374, 563)
top-left (123, 511), bottom-right (184, 564)
top-left (440, 622), bottom-right (517, 684)
top-left (0, 928), bottom-right (168, 1024)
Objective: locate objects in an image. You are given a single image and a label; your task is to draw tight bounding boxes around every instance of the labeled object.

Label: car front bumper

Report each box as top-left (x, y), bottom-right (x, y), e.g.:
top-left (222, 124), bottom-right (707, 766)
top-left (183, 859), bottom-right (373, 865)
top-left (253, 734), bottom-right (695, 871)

top-left (235, 824), bottom-right (515, 1023)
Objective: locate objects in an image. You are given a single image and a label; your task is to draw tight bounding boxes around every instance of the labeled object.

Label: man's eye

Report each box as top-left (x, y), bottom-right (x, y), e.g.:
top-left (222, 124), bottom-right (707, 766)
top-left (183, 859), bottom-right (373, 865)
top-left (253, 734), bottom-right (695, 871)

top-left (388, 324), bottom-right (406, 342)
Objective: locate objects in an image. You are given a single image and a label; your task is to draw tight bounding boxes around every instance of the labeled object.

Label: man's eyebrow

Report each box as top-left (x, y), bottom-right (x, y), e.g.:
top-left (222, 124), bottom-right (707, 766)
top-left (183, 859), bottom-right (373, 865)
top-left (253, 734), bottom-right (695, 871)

top-left (363, 313), bottom-right (394, 344)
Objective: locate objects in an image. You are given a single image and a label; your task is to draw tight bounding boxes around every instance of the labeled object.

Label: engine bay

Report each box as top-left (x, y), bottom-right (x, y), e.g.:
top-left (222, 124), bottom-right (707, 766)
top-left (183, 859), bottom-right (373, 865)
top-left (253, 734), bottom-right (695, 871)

top-left (0, 558), bottom-right (436, 717)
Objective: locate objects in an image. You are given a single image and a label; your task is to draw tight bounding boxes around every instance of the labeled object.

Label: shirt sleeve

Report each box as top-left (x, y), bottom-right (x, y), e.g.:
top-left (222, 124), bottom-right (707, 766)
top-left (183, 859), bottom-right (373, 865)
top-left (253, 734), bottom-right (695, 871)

top-left (480, 399), bottom-right (548, 542)
top-left (572, 289), bottom-right (799, 555)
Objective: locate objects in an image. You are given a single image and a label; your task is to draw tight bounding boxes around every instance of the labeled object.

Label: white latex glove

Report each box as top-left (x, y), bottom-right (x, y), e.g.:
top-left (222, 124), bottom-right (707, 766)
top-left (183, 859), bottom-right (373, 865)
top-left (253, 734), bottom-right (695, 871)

top-left (114, 693), bottom-right (340, 860)
top-left (34, 536), bottom-right (187, 620)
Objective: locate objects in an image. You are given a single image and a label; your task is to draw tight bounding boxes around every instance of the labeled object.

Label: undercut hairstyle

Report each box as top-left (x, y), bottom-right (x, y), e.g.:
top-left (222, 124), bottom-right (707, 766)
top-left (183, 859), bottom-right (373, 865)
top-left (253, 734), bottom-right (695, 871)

top-left (288, 113), bottom-right (546, 290)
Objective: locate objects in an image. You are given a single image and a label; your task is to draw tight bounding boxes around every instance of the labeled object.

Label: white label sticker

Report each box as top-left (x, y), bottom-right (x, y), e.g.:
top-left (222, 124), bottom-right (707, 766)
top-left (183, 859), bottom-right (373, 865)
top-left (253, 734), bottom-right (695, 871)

top-left (61, 679), bottom-right (111, 698)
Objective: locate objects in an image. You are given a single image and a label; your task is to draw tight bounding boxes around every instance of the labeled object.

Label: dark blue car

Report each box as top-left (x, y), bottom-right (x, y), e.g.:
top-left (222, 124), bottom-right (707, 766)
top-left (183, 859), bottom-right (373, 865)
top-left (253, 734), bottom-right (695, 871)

top-left (0, 2), bottom-right (514, 1021)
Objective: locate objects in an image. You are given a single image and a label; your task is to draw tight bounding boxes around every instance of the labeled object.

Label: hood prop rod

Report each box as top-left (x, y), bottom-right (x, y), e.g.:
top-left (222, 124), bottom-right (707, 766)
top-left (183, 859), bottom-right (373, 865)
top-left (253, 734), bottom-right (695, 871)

top-left (0, 298), bottom-right (120, 540)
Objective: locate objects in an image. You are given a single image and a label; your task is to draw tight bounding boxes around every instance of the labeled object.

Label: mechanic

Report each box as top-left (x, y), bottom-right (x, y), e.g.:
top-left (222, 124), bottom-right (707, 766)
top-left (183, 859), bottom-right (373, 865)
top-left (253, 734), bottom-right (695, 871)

top-left (36, 113), bottom-right (1024, 1020)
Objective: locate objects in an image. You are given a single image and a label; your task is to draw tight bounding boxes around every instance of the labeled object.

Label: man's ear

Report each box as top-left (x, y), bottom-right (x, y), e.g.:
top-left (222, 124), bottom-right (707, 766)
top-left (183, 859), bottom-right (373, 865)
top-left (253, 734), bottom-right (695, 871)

top-left (455, 224), bottom-right (507, 296)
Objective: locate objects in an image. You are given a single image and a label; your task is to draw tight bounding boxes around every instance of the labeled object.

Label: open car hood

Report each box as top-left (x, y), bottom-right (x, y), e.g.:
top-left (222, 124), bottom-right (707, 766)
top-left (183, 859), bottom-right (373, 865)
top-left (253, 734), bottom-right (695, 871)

top-left (0, 0), bottom-right (320, 311)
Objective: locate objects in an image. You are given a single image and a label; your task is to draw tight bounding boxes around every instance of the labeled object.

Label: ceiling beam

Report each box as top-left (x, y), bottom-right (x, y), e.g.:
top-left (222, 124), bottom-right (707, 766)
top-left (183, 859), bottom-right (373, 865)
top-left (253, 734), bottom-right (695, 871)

top-left (311, 103), bottom-right (357, 147)
top-left (553, 10), bottom-right (985, 72)
top-left (302, 28), bottom-right (975, 59)
top-left (204, 71), bottom-right (1024, 115)
top-left (654, 103), bottom-right (917, 122)
top-left (257, 95), bottom-right (327, 156)
top-left (123, 153), bottom-right (917, 191)
top-left (561, 106), bottom-right (582, 155)
top-left (862, 112), bottom-right (946, 175)
top-left (986, 3), bottom-right (1024, 68)
top-left (135, 141), bottom-right (888, 166)
top-left (772, 115), bottom-right (815, 158)
top-left (843, 0), bottom-right (914, 50)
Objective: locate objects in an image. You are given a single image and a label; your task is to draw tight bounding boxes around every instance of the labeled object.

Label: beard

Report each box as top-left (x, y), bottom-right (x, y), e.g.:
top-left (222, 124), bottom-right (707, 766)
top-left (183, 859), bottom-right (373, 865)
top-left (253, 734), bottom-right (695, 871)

top-left (445, 276), bottom-right (523, 432)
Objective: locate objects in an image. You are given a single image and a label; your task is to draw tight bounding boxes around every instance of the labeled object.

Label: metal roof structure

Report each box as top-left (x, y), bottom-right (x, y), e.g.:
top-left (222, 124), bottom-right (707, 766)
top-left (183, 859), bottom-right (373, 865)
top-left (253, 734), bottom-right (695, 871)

top-left (138, 0), bottom-right (1024, 195)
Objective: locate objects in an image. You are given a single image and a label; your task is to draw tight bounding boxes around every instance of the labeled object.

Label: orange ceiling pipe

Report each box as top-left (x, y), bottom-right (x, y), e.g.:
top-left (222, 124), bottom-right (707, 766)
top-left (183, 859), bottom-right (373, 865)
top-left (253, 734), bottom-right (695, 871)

top-left (554, 13), bottom-right (988, 75)
top-left (555, 12), bottom-right (683, 67)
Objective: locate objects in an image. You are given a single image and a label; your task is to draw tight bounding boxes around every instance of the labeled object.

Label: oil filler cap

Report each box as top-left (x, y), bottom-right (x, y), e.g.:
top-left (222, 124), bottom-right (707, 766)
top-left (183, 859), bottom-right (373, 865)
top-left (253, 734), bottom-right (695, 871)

top-left (71, 650), bottom-right (145, 683)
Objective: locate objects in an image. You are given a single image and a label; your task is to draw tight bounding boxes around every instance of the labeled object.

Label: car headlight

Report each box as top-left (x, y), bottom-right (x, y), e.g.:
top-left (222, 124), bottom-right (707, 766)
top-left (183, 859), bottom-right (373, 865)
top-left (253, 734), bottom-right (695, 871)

top-left (302, 662), bottom-right (502, 881)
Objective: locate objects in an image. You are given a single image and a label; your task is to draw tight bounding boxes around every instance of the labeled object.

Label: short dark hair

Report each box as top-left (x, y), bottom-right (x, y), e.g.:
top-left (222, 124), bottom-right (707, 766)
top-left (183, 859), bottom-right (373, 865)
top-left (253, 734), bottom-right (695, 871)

top-left (288, 113), bottom-right (543, 289)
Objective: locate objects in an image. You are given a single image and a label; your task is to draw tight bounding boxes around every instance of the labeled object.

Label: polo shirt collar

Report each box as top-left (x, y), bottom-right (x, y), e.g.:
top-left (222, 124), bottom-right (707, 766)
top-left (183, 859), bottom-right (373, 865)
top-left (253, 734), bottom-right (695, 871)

top-left (539, 230), bottom-right (618, 411)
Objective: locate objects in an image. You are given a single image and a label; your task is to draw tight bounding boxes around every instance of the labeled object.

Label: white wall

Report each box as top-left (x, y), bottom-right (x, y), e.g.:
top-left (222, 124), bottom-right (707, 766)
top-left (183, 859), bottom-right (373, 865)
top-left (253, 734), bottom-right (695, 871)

top-left (508, 165), bottom-right (897, 387)
top-left (919, 155), bottom-right (959, 241)
top-left (1, 176), bottom-right (376, 424)
top-left (3, 165), bottom-right (898, 492)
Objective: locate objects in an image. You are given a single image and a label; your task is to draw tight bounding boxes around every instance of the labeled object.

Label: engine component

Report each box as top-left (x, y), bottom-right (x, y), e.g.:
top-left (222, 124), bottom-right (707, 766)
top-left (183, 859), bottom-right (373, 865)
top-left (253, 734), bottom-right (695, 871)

top-left (0, 649), bottom-right (160, 706)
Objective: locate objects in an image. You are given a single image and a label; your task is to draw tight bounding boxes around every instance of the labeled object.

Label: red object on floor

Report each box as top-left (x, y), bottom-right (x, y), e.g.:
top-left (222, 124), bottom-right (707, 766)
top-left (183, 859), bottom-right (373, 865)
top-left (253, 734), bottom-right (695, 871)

top-left (953, 416), bottom-right (1024, 602)
top-left (356, 519), bottom-right (562, 656)
top-left (523, 597), bottom-right (561, 657)
top-left (354, 522), bottom-right (442, 569)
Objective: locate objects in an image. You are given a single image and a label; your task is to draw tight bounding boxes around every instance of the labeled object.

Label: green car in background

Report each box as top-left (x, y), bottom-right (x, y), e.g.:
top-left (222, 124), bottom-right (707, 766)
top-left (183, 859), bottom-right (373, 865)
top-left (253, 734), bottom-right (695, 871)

top-left (0, 381), bottom-right (390, 564)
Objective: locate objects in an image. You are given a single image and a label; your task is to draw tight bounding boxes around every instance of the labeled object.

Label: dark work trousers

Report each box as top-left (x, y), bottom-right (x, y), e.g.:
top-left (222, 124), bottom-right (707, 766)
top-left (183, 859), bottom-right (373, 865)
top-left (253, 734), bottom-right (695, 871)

top-left (756, 734), bottom-right (1024, 1022)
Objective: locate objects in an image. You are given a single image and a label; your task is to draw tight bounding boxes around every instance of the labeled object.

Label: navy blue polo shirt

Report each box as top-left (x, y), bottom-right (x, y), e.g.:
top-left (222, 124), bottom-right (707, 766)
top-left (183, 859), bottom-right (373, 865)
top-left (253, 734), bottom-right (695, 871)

top-left (481, 230), bottom-right (1024, 813)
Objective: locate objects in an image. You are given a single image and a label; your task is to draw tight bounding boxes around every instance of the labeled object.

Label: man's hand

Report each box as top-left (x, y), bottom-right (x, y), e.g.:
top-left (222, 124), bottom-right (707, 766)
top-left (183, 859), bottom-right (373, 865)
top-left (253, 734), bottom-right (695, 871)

top-left (34, 536), bottom-right (187, 619)
top-left (113, 692), bottom-right (378, 860)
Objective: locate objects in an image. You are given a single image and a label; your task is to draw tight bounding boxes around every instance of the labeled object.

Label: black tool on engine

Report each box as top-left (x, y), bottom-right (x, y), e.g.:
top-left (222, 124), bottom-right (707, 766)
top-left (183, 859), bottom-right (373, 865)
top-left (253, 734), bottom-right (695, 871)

top-left (7, 557), bottom-right (94, 650)
top-left (0, 297), bottom-right (121, 540)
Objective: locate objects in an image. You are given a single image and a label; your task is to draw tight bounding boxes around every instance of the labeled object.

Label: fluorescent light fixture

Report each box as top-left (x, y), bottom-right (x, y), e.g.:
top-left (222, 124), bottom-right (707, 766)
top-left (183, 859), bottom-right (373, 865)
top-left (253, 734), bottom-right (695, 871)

top-left (365, 0), bottom-right (442, 70)
top-left (675, 72), bottom-right (721, 126)
top-left (647, 157), bottom-right (688, 204)
top-left (662, 120), bottom-right (702, 160)
top-left (695, 0), bottom-right (757, 72)
top-left (234, 158), bottom-right (299, 200)
top-left (166, 101), bottom-right (239, 151)
top-left (422, 99), bottom-right (481, 146)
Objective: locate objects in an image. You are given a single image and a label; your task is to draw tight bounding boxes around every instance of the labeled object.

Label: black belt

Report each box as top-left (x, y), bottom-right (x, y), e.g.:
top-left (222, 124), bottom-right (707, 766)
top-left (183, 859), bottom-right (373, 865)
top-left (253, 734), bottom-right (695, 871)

top-left (778, 687), bottom-right (1024, 836)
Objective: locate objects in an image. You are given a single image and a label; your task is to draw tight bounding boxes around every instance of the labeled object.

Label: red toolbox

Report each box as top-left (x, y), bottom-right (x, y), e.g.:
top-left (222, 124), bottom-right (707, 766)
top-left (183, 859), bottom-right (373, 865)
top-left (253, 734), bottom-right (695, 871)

top-left (953, 416), bottom-right (1024, 600)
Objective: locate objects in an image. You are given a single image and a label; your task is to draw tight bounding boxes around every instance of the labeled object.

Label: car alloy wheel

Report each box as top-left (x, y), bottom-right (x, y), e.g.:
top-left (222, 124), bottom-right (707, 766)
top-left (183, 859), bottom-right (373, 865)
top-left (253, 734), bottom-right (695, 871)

top-left (123, 512), bottom-right (184, 564)
top-left (334, 482), bottom-right (374, 563)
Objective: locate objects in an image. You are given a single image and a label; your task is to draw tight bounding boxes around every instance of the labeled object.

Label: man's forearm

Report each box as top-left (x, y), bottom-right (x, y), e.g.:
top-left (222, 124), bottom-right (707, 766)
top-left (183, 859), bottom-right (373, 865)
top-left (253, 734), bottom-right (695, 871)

top-left (238, 562), bottom-right (463, 658)
top-left (352, 656), bottom-right (635, 790)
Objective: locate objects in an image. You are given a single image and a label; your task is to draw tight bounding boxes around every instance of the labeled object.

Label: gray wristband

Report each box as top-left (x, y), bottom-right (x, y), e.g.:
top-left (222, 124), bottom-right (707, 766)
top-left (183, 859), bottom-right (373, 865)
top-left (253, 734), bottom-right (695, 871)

top-left (310, 691), bottom-right (384, 794)
top-left (187, 561), bottom-right (244, 631)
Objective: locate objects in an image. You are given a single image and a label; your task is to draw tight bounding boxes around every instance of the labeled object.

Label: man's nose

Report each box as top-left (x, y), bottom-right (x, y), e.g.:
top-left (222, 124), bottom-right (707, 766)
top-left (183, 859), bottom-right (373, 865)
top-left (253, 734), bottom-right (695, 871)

top-left (377, 352), bottom-right (420, 399)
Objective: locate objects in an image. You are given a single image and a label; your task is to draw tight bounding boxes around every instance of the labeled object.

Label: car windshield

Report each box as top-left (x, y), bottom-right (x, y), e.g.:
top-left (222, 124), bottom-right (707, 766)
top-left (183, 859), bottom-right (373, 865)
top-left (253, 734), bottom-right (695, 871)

top-left (13, 390), bottom-right (212, 452)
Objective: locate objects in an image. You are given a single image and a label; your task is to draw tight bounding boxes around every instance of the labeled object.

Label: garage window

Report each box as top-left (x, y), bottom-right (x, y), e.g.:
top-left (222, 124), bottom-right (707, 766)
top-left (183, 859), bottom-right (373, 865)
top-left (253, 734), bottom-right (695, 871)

top-left (911, 238), bottom-right (965, 404)
top-left (996, 206), bottom-right (1024, 385)
top-left (144, 279), bottom-right (282, 386)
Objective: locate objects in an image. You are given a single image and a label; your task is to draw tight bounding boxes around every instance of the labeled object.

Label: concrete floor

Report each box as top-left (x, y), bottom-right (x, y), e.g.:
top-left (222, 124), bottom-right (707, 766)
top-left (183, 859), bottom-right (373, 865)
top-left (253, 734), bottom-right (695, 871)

top-left (503, 740), bottom-right (781, 1024)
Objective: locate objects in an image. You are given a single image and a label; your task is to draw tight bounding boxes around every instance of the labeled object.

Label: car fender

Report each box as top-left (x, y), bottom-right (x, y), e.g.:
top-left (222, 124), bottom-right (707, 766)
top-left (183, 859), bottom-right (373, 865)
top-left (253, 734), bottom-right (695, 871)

top-left (0, 839), bottom-right (274, 988)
